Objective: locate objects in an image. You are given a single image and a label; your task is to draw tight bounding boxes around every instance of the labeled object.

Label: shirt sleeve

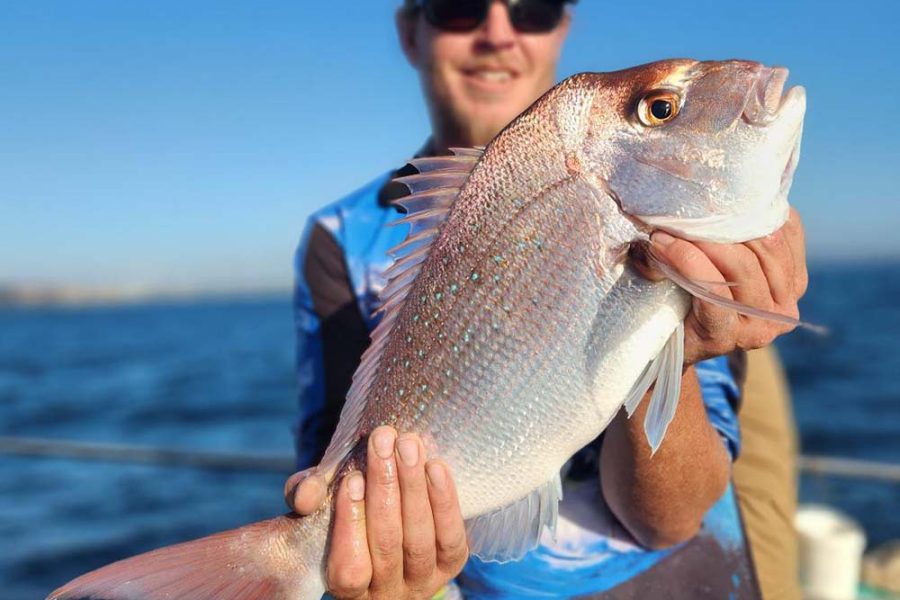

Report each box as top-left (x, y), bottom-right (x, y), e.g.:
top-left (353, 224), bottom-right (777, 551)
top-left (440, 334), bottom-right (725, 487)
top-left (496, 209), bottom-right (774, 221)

top-left (293, 220), bottom-right (370, 469)
top-left (695, 355), bottom-right (742, 460)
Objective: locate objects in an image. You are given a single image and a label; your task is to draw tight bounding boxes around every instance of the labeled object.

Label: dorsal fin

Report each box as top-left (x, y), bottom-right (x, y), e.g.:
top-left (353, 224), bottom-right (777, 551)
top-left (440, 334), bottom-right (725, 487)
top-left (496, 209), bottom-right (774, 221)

top-left (407, 154), bottom-right (478, 173)
top-left (317, 147), bottom-right (484, 477)
top-left (393, 188), bottom-right (458, 215)
top-left (394, 171), bottom-right (470, 194)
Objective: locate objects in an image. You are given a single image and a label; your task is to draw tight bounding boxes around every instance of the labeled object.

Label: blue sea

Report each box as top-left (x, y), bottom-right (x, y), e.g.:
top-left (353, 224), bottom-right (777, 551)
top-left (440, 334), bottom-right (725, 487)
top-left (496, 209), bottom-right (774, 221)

top-left (1, 263), bottom-right (898, 599)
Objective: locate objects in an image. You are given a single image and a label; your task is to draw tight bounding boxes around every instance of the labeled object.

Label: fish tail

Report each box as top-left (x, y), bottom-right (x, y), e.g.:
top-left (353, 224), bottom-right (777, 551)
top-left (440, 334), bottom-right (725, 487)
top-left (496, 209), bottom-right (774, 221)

top-left (47, 508), bottom-right (332, 600)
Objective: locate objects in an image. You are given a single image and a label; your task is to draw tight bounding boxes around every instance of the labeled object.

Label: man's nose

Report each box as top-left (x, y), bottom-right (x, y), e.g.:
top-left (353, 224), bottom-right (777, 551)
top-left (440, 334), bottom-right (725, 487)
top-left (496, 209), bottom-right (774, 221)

top-left (476, 1), bottom-right (516, 49)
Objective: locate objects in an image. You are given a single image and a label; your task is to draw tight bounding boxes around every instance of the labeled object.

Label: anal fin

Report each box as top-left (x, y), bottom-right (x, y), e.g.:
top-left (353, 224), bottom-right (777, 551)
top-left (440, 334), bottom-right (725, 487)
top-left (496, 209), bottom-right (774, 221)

top-left (465, 473), bottom-right (563, 563)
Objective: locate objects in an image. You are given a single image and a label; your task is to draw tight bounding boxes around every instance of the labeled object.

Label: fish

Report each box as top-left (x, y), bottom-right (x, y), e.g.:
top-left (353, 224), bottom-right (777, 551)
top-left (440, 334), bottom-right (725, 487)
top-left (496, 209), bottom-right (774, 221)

top-left (49, 58), bottom-right (807, 600)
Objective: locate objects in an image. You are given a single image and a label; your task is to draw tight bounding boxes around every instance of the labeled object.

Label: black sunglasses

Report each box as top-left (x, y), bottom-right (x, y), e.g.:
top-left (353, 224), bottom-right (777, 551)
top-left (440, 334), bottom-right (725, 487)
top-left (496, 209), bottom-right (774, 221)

top-left (408, 0), bottom-right (573, 34)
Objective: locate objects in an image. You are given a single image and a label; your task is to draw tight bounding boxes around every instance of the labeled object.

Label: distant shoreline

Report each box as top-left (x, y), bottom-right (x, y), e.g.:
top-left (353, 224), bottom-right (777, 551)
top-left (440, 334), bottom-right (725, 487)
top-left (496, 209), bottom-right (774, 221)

top-left (2, 258), bottom-right (898, 309)
top-left (0, 284), bottom-right (291, 309)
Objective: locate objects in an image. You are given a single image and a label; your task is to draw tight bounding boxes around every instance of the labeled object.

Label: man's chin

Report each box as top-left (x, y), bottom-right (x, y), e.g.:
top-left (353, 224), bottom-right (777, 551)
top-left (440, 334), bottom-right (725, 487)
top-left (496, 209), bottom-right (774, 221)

top-left (455, 115), bottom-right (514, 147)
top-left (453, 101), bottom-right (528, 140)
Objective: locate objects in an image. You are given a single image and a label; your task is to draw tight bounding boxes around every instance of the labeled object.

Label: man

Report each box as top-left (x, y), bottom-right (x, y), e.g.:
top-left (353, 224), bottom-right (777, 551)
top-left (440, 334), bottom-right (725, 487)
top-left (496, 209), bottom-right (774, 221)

top-left (285, 1), bottom-right (807, 598)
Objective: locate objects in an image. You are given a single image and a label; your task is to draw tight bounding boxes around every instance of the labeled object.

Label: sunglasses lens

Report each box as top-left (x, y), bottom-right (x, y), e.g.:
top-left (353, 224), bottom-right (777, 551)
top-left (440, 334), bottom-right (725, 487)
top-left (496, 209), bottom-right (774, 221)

top-left (422, 0), bottom-right (565, 34)
top-left (424, 0), bottom-right (488, 32)
top-left (509, 0), bottom-right (564, 33)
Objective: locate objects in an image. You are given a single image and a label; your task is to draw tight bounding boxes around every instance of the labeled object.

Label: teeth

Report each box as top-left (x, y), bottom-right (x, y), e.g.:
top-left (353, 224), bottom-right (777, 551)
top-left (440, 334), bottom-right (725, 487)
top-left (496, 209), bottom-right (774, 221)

top-left (474, 70), bottom-right (511, 82)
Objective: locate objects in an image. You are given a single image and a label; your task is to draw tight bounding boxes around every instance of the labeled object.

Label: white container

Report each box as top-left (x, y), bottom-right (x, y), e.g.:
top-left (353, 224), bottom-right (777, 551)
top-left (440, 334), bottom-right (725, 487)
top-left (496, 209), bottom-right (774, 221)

top-left (795, 504), bottom-right (866, 600)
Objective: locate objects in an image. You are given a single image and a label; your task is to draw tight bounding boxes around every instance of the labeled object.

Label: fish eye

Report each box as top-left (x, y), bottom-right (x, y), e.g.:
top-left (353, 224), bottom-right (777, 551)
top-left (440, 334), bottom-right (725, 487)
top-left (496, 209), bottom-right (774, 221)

top-left (637, 91), bottom-right (681, 127)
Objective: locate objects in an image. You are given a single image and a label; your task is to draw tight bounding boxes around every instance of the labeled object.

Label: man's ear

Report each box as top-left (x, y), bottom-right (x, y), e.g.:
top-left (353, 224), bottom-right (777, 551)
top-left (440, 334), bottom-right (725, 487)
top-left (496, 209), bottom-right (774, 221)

top-left (555, 11), bottom-right (572, 42)
top-left (395, 9), bottom-right (420, 67)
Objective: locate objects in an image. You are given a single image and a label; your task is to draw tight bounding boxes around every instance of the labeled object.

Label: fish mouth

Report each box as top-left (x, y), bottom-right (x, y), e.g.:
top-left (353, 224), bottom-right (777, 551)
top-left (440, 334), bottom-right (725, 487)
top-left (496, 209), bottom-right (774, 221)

top-left (742, 66), bottom-right (805, 126)
top-left (742, 65), bottom-right (806, 196)
top-left (779, 125), bottom-right (803, 197)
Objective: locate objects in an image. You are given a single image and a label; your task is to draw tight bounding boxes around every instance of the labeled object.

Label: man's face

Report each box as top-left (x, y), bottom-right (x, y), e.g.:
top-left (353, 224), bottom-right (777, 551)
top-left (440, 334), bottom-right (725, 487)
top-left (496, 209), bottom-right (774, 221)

top-left (398, 1), bottom-right (570, 147)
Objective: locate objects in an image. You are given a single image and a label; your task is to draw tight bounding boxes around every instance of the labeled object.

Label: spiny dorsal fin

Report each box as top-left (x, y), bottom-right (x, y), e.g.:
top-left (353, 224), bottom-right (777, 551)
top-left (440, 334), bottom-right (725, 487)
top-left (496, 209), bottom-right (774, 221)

top-left (407, 154), bottom-right (478, 173)
top-left (316, 147), bottom-right (484, 477)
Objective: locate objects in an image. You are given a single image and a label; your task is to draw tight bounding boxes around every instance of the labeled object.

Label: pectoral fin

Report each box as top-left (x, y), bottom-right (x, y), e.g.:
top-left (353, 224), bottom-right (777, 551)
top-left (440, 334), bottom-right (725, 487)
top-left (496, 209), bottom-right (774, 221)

top-left (643, 322), bottom-right (685, 454)
top-left (623, 322), bottom-right (685, 455)
top-left (646, 247), bottom-right (826, 334)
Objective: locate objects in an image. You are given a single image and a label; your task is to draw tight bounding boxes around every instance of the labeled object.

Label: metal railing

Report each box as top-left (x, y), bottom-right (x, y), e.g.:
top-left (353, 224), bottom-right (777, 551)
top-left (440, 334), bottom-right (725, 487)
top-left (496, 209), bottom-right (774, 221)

top-left (0, 435), bottom-right (295, 472)
top-left (1, 435), bottom-right (899, 483)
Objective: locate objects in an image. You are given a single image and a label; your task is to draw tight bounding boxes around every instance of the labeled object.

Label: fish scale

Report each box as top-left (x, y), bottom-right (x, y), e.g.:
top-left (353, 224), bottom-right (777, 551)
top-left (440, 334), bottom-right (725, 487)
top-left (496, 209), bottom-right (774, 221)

top-left (49, 59), bottom-right (807, 600)
top-left (362, 175), bottom-right (642, 517)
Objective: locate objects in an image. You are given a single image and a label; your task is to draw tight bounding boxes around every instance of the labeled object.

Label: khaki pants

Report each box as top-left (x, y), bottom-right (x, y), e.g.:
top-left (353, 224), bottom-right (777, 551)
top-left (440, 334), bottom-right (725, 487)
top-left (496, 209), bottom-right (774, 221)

top-left (733, 347), bottom-right (802, 600)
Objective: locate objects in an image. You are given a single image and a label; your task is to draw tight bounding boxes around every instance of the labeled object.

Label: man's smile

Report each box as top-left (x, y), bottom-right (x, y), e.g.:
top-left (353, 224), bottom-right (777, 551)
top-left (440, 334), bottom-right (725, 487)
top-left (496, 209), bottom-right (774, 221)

top-left (460, 65), bottom-right (519, 93)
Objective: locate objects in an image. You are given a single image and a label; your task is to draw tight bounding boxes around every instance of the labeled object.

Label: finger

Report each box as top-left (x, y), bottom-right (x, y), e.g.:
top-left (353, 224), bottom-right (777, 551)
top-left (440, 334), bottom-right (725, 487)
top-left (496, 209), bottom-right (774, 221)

top-left (288, 470), bottom-right (328, 516)
top-left (284, 468), bottom-right (312, 506)
top-left (692, 241), bottom-right (771, 311)
top-left (395, 434), bottom-right (437, 585)
top-left (629, 242), bottom-right (666, 282)
top-left (651, 232), bottom-right (737, 351)
top-left (366, 426), bottom-right (404, 593)
top-left (426, 460), bottom-right (468, 576)
top-left (745, 229), bottom-right (795, 308)
top-left (784, 208), bottom-right (809, 297)
top-left (326, 472), bottom-right (372, 599)
top-left (651, 232), bottom-right (733, 298)
top-left (693, 240), bottom-right (783, 347)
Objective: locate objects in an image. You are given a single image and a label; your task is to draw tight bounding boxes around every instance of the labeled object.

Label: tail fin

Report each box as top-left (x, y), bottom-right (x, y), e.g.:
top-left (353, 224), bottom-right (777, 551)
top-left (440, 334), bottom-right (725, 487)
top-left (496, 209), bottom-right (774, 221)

top-left (47, 509), bottom-right (331, 600)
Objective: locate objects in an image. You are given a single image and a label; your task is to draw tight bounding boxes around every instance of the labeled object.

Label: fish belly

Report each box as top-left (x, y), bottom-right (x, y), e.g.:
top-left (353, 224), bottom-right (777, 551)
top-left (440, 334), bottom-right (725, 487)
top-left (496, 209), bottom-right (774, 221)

top-left (431, 267), bottom-right (690, 520)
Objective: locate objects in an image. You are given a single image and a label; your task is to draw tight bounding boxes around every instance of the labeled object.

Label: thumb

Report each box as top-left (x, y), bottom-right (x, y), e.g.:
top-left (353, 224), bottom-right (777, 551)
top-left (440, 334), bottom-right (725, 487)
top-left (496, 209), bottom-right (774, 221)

top-left (285, 467), bottom-right (328, 515)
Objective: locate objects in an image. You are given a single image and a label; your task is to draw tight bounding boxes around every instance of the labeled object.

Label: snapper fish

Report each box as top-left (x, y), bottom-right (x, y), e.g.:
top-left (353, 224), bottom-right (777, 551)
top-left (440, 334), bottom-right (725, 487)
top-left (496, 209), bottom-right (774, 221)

top-left (50, 58), bottom-right (808, 600)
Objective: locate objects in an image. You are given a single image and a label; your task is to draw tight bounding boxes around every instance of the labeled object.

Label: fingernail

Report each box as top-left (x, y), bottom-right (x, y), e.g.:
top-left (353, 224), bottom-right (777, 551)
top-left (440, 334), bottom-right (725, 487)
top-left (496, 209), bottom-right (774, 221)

top-left (372, 427), bottom-right (395, 460)
top-left (652, 231), bottom-right (676, 247)
top-left (426, 461), bottom-right (446, 489)
top-left (397, 436), bottom-right (419, 467)
top-left (348, 472), bottom-right (365, 502)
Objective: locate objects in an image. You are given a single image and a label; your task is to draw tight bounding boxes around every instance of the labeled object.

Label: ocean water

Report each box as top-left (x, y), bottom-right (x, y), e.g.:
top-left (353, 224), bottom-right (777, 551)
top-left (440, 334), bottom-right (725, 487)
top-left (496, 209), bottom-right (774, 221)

top-left (1, 263), bottom-right (898, 599)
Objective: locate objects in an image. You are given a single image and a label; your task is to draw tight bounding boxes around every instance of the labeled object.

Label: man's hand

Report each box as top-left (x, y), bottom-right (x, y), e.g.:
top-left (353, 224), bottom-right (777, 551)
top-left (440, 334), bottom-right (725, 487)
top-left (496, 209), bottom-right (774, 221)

top-left (642, 208), bottom-right (808, 364)
top-left (603, 209), bottom-right (808, 546)
top-left (284, 427), bottom-right (469, 600)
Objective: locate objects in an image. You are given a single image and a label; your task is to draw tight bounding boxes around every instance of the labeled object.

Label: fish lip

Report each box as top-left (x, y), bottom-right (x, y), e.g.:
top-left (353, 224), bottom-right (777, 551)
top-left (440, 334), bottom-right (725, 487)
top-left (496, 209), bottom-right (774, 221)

top-left (741, 66), bottom-right (801, 126)
top-left (779, 122), bottom-right (804, 195)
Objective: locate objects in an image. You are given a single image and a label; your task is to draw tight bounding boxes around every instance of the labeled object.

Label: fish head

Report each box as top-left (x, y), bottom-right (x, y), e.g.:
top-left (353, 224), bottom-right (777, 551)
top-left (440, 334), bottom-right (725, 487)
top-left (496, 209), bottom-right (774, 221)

top-left (580, 59), bottom-right (806, 243)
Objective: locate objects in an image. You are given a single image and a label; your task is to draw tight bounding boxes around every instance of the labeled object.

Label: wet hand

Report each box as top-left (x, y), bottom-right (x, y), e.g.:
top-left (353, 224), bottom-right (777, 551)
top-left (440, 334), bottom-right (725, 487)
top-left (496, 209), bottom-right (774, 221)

top-left (285, 427), bottom-right (469, 599)
top-left (639, 208), bottom-right (808, 365)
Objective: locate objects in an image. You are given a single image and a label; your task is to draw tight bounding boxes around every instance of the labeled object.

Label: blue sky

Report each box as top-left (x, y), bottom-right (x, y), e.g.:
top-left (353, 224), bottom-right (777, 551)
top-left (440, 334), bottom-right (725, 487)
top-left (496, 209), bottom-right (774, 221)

top-left (1, 0), bottom-right (897, 291)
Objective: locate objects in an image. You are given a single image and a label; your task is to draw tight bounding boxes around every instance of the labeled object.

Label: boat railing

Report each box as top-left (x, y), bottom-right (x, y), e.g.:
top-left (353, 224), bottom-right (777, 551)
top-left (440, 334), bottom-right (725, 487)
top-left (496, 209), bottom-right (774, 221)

top-left (1, 435), bottom-right (899, 483)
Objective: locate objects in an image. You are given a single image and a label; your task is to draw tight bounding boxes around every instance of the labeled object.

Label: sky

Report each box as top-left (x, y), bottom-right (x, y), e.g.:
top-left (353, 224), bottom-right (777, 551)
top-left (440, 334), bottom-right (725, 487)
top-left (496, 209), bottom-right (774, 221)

top-left (1, 0), bottom-right (898, 292)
